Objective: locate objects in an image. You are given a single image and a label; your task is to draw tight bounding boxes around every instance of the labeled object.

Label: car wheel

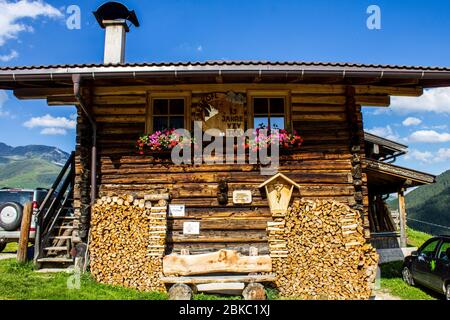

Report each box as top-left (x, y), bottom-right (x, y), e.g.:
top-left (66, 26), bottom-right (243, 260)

top-left (0, 202), bottom-right (23, 231)
top-left (0, 242), bottom-right (5, 253)
top-left (402, 267), bottom-right (415, 286)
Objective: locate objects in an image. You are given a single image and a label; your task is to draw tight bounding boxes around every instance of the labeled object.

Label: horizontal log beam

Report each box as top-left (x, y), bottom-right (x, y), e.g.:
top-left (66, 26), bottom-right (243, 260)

top-left (162, 250), bottom-right (272, 276)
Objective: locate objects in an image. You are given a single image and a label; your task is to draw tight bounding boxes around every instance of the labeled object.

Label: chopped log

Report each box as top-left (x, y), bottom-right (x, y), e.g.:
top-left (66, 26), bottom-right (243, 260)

top-left (163, 249), bottom-right (272, 276)
top-left (243, 283), bottom-right (266, 300)
top-left (168, 284), bottom-right (193, 300)
top-left (271, 199), bottom-right (379, 300)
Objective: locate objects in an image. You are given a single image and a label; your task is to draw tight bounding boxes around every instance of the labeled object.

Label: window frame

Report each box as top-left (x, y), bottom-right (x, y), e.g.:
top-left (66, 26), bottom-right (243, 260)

top-left (146, 92), bottom-right (191, 133)
top-left (246, 90), bottom-right (291, 131)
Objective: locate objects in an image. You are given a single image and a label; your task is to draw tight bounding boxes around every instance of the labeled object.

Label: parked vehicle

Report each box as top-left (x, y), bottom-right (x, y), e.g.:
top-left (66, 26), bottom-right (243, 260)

top-left (403, 235), bottom-right (450, 300)
top-left (0, 188), bottom-right (49, 252)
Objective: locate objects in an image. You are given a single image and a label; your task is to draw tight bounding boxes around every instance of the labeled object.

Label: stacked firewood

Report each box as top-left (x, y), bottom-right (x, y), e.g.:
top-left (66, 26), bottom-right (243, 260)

top-left (272, 199), bottom-right (378, 300)
top-left (89, 194), bottom-right (167, 292)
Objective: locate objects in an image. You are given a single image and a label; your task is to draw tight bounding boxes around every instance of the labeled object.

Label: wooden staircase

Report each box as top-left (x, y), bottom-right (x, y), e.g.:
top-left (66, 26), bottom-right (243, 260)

top-left (34, 152), bottom-right (77, 268)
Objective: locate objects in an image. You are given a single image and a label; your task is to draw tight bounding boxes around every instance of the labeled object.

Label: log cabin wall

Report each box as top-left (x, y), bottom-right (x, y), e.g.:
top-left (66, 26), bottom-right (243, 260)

top-left (73, 84), bottom-right (370, 254)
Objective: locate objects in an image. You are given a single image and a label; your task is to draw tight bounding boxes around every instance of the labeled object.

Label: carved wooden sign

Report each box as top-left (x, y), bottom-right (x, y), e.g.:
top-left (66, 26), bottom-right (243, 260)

top-left (199, 92), bottom-right (245, 136)
top-left (258, 173), bottom-right (301, 215)
top-left (232, 190), bottom-right (252, 204)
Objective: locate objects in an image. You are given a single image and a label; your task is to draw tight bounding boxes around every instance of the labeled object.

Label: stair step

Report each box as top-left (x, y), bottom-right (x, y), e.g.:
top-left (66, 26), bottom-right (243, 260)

top-left (37, 257), bottom-right (73, 263)
top-left (50, 236), bottom-right (72, 240)
top-left (44, 247), bottom-right (69, 251)
top-left (55, 225), bottom-right (77, 229)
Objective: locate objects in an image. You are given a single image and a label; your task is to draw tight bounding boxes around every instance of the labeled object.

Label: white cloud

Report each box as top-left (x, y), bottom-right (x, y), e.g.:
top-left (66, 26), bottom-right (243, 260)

top-left (0, 90), bottom-right (9, 117)
top-left (366, 125), bottom-right (401, 141)
top-left (391, 88), bottom-right (450, 114)
top-left (408, 130), bottom-right (450, 143)
top-left (405, 149), bottom-right (434, 163)
top-left (0, 49), bottom-right (18, 61)
top-left (402, 117), bottom-right (422, 127)
top-left (23, 114), bottom-right (76, 132)
top-left (40, 127), bottom-right (67, 135)
top-left (0, 0), bottom-right (62, 47)
top-left (406, 148), bottom-right (450, 164)
top-left (197, 45), bottom-right (203, 52)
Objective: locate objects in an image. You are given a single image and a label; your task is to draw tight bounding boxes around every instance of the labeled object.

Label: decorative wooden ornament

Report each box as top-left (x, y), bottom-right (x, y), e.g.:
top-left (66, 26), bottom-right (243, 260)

top-left (258, 173), bottom-right (300, 215)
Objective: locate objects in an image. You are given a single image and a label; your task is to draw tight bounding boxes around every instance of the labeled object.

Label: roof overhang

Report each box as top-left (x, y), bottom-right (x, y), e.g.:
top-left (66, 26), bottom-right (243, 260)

top-left (364, 158), bottom-right (436, 194)
top-left (1, 61), bottom-right (450, 91)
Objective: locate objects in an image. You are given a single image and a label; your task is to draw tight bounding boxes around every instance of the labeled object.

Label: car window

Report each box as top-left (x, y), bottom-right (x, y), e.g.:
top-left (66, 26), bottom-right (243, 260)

top-left (437, 241), bottom-right (450, 262)
top-left (419, 239), bottom-right (440, 259)
top-left (0, 191), bottom-right (33, 205)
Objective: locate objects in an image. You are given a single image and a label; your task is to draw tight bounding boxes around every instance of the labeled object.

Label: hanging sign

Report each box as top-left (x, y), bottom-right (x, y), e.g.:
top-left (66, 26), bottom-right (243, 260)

top-left (199, 92), bottom-right (245, 136)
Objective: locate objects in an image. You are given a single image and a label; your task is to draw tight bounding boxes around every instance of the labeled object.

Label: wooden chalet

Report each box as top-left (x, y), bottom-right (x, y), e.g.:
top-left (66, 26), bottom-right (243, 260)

top-left (0, 2), bottom-right (445, 298)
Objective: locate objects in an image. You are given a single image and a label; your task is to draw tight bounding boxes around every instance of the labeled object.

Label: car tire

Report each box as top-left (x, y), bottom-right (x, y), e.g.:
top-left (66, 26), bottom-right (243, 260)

top-left (0, 202), bottom-right (23, 231)
top-left (402, 267), bottom-right (415, 286)
top-left (0, 242), bottom-right (5, 253)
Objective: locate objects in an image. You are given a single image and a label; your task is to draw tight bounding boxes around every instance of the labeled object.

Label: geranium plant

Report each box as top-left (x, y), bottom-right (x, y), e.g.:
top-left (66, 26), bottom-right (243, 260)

top-left (136, 129), bottom-right (191, 154)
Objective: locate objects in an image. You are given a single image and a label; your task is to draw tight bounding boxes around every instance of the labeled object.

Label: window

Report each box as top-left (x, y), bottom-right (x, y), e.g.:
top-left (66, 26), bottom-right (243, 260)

top-left (419, 239), bottom-right (440, 259)
top-left (147, 96), bottom-right (189, 133)
top-left (252, 97), bottom-right (285, 130)
top-left (438, 241), bottom-right (450, 262)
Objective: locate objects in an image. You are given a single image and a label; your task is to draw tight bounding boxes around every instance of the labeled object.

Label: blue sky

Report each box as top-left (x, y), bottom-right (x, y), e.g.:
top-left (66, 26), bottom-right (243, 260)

top-left (0, 0), bottom-right (450, 175)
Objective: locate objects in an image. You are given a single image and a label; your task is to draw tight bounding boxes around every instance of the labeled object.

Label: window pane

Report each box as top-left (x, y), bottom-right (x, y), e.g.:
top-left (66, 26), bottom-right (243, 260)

top-left (270, 98), bottom-right (285, 114)
top-left (170, 99), bottom-right (185, 115)
top-left (420, 240), bottom-right (440, 259)
top-left (438, 241), bottom-right (450, 261)
top-left (153, 116), bottom-right (169, 131)
top-left (154, 99), bottom-right (169, 115)
top-left (169, 116), bottom-right (184, 129)
top-left (254, 117), bottom-right (269, 130)
top-left (270, 117), bottom-right (285, 130)
top-left (254, 98), bottom-right (269, 115)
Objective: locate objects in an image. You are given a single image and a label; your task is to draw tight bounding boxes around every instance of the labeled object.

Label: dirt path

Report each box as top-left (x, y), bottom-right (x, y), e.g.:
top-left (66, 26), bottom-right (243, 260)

top-left (374, 288), bottom-right (402, 300)
top-left (0, 253), bottom-right (16, 261)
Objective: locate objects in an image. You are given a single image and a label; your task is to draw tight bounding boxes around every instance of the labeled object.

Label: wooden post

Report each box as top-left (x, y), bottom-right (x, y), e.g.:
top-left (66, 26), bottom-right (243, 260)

top-left (17, 202), bottom-right (33, 263)
top-left (398, 188), bottom-right (407, 248)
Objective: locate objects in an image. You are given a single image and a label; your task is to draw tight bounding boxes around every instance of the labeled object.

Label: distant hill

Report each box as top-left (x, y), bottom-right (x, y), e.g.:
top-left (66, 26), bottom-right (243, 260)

top-left (0, 142), bottom-right (70, 189)
top-left (389, 170), bottom-right (450, 236)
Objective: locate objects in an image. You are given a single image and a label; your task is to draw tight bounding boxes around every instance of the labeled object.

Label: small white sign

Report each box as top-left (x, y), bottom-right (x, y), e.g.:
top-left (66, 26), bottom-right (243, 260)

top-left (233, 190), bottom-right (252, 204)
top-left (183, 222), bottom-right (200, 235)
top-left (169, 204), bottom-right (185, 217)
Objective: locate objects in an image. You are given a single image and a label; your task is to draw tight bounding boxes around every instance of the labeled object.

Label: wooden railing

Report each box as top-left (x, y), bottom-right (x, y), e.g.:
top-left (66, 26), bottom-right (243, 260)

top-left (33, 152), bottom-right (75, 264)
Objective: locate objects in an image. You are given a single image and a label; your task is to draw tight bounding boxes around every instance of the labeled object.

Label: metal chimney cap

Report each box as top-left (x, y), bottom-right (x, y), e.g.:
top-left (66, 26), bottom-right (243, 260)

top-left (93, 1), bottom-right (140, 28)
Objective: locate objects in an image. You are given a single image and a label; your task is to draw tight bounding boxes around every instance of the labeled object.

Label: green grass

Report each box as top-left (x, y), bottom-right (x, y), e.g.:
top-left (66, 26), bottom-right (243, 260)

top-left (379, 261), bottom-right (440, 300)
top-left (0, 157), bottom-right (61, 189)
top-left (0, 258), bottom-right (279, 300)
top-left (407, 228), bottom-right (433, 248)
top-left (0, 259), bottom-right (168, 300)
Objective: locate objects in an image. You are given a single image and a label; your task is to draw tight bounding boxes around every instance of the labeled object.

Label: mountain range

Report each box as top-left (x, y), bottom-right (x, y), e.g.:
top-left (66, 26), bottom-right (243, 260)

top-left (0, 142), bottom-right (70, 189)
top-left (389, 170), bottom-right (450, 236)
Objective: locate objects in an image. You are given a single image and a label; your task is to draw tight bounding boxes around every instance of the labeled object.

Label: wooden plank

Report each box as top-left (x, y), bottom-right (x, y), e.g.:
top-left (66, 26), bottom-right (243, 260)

top-left (355, 95), bottom-right (390, 107)
top-left (162, 274), bottom-right (276, 284)
top-left (167, 230), bottom-right (268, 243)
top-left (292, 113), bottom-right (347, 122)
top-left (162, 250), bottom-right (272, 276)
top-left (14, 87), bottom-right (73, 100)
top-left (291, 95), bottom-right (346, 105)
top-left (93, 95), bottom-right (147, 105)
top-left (17, 202), bottom-right (33, 263)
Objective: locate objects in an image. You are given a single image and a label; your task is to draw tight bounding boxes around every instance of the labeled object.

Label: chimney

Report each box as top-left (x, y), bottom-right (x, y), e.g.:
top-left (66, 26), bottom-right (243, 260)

top-left (93, 2), bottom-right (140, 64)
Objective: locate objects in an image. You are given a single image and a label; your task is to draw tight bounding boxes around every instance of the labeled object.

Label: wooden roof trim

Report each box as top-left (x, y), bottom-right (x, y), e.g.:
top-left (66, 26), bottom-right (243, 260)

top-left (363, 159), bottom-right (435, 184)
top-left (258, 173), bottom-right (301, 190)
top-left (364, 132), bottom-right (408, 153)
